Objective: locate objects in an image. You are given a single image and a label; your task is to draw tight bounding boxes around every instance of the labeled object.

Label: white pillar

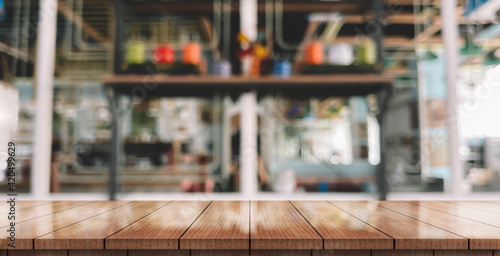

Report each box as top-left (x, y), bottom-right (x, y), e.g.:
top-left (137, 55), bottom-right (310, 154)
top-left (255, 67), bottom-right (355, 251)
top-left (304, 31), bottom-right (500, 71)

top-left (32, 0), bottom-right (58, 199)
top-left (240, 0), bottom-right (257, 42)
top-left (239, 0), bottom-right (258, 198)
top-left (441, 0), bottom-right (464, 198)
top-left (240, 92), bottom-right (258, 198)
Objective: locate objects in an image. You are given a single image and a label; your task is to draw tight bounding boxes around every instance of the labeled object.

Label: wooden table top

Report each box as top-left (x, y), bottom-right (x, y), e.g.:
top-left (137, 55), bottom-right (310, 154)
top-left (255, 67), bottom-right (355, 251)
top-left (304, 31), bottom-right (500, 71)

top-left (3, 201), bottom-right (500, 251)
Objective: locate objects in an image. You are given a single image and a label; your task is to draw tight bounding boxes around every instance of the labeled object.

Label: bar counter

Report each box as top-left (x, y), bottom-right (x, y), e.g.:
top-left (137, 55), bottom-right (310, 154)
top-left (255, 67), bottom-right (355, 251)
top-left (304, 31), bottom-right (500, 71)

top-left (2, 201), bottom-right (500, 256)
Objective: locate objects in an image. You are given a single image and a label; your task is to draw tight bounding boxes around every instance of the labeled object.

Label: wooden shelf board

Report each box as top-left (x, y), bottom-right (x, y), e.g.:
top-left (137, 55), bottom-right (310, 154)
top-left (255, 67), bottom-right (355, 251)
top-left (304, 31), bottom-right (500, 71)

top-left (103, 74), bottom-right (392, 85)
top-left (103, 74), bottom-right (392, 97)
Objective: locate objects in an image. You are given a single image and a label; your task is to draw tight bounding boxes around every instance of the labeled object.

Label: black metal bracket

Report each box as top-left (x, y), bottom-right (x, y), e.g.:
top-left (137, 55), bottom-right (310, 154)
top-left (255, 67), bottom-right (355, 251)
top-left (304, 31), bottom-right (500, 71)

top-left (111, 0), bottom-right (125, 74)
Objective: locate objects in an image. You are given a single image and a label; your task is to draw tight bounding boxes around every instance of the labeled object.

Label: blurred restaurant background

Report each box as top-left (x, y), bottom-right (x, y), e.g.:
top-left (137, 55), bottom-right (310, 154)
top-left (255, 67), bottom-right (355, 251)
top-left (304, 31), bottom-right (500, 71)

top-left (0, 0), bottom-right (500, 200)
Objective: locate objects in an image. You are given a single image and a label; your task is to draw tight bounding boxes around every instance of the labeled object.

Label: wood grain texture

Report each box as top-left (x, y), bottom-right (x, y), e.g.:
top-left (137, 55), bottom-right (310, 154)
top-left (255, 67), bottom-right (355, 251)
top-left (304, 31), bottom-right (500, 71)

top-left (434, 250), bottom-right (493, 256)
top-left (6, 201), bottom-right (500, 252)
top-left (0, 251), bottom-right (5, 256)
top-left (250, 250), bottom-right (311, 256)
top-left (375, 201), bottom-right (500, 249)
top-left (411, 201), bottom-right (500, 228)
top-left (312, 250), bottom-right (370, 256)
top-left (69, 250), bottom-right (126, 256)
top-left (330, 201), bottom-right (467, 250)
top-left (35, 201), bottom-right (170, 250)
top-left (180, 201), bottom-right (249, 250)
top-left (128, 250), bottom-right (189, 256)
top-left (0, 201), bottom-right (131, 250)
top-left (291, 201), bottom-right (393, 250)
top-left (250, 201), bottom-right (322, 250)
top-left (106, 201), bottom-right (210, 250)
top-left (9, 250), bottom-right (68, 256)
top-left (371, 250), bottom-right (433, 256)
top-left (0, 201), bottom-right (52, 214)
top-left (191, 250), bottom-right (249, 256)
top-left (447, 201), bottom-right (500, 214)
top-left (0, 201), bottom-right (93, 227)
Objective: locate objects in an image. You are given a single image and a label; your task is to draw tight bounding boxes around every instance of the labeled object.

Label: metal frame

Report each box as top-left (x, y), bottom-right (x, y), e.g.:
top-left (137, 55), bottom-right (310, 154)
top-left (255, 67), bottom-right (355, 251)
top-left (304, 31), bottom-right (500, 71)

top-left (373, 0), bottom-right (385, 73)
top-left (111, 0), bottom-right (125, 75)
top-left (376, 84), bottom-right (392, 200)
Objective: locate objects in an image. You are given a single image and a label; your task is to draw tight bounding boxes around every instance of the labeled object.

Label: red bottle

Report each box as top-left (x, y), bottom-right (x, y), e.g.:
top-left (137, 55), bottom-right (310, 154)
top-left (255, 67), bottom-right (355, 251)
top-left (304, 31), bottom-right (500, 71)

top-left (153, 44), bottom-right (175, 64)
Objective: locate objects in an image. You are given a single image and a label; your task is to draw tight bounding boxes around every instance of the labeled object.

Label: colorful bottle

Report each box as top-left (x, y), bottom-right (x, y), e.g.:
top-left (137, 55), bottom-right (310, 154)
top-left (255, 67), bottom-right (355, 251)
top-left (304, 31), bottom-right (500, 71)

top-left (305, 41), bottom-right (324, 65)
top-left (273, 59), bottom-right (292, 78)
top-left (213, 59), bottom-right (232, 77)
top-left (126, 41), bottom-right (146, 64)
top-left (153, 44), bottom-right (175, 64)
top-left (328, 43), bottom-right (354, 65)
top-left (356, 38), bottom-right (376, 65)
top-left (182, 42), bottom-right (202, 65)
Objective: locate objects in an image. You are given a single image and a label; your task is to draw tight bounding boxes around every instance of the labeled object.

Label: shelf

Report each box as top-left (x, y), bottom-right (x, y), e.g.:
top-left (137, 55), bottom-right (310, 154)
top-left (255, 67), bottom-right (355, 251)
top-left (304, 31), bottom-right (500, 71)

top-left (103, 74), bottom-right (392, 97)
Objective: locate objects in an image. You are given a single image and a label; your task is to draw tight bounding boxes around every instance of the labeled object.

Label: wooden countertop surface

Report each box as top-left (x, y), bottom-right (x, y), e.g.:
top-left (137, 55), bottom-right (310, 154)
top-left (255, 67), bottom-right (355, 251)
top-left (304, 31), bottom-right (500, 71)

top-left (2, 201), bottom-right (500, 251)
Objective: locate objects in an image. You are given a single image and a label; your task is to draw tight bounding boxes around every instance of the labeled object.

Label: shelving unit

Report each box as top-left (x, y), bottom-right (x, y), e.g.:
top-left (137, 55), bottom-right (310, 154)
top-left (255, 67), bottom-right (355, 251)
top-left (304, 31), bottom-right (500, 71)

top-left (104, 0), bottom-right (392, 200)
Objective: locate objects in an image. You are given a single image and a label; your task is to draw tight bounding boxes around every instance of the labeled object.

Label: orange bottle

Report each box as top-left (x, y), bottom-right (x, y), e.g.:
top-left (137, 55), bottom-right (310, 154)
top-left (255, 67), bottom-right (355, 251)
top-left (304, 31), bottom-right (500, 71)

top-left (305, 41), bottom-right (324, 65)
top-left (182, 42), bottom-right (202, 65)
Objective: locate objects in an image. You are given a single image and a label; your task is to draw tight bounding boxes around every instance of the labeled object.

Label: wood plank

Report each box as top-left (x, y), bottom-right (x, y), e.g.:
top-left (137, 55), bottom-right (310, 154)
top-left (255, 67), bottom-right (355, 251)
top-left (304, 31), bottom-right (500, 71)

top-left (128, 250), bottom-right (189, 256)
top-left (291, 201), bottom-right (392, 250)
top-left (0, 201), bottom-right (93, 227)
top-left (250, 201), bottom-right (322, 250)
top-left (330, 201), bottom-right (467, 250)
top-left (0, 201), bottom-right (131, 250)
top-left (496, 250), bottom-right (500, 256)
top-left (106, 201), bottom-right (210, 250)
top-left (375, 201), bottom-right (500, 249)
top-left (313, 250), bottom-right (370, 256)
top-left (250, 250), bottom-right (311, 256)
top-left (447, 201), bottom-right (500, 214)
top-left (411, 201), bottom-right (500, 228)
top-left (371, 251), bottom-right (433, 256)
top-left (0, 251), bottom-right (5, 256)
top-left (9, 250), bottom-right (68, 256)
top-left (35, 201), bottom-right (170, 250)
top-left (180, 201), bottom-right (249, 250)
top-left (434, 250), bottom-right (493, 256)
top-left (69, 250), bottom-right (127, 256)
top-left (191, 250), bottom-right (249, 256)
top-left (0, 201), bottom-right (52, 214)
